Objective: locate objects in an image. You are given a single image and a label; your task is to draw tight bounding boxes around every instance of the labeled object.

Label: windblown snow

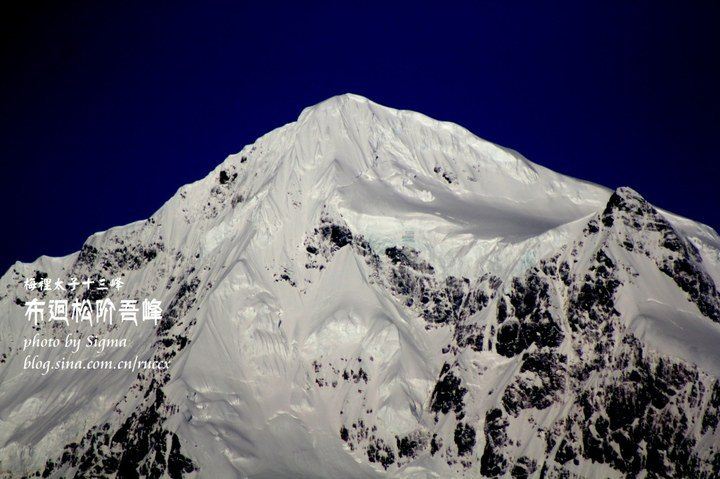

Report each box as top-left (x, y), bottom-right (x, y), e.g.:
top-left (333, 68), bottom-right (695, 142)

top-left (1, 94), bottom-right (719, 478)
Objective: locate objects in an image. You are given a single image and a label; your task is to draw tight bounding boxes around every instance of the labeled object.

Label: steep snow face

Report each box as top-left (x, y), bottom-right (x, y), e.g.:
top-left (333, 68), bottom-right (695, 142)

top-left (0, 94), bottom-right (719, 478)
top-left (158, 94), bottom-right (613, 276)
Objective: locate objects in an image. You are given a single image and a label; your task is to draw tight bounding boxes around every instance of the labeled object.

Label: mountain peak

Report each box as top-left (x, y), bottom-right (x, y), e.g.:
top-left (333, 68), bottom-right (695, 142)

top-left (297, 93), bottom-right (379, 121)
top-left (601, 186), bottom-right (653, 225)
top-left (2, 98), bottom-right (720, 479)
top-left (304, 92), bottom-right (374, 109)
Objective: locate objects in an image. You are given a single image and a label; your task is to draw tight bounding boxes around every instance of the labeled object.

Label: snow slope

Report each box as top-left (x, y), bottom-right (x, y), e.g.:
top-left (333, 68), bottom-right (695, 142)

top-left (0, 94), bottom-right (719, 478)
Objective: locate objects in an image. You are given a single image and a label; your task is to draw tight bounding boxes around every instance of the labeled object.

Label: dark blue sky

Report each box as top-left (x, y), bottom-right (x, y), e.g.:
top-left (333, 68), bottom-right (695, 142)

top-left (1, 1), bottom-right (718, 273)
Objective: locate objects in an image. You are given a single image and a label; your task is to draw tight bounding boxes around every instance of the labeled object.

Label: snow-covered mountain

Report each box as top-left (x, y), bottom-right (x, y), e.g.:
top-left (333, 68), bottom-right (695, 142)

top-left (1, 93), bottom-right (720, 478)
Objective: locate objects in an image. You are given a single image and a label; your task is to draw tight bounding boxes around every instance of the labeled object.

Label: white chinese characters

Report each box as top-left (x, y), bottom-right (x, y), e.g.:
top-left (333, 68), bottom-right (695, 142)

top-left (23, 276), bottom-right (124, 292)
top-left (24, 298), bottom-right (162, 327)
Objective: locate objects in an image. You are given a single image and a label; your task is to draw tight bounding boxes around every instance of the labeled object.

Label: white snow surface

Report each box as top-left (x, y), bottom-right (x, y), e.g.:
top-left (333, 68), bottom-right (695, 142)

top-left (0, 94), bottom-right (719, 478)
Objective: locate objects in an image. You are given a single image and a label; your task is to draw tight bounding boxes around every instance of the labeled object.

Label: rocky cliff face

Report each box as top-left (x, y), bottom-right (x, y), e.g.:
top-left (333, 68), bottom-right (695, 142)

top-left (1, 95), bottom-right (719, 478)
